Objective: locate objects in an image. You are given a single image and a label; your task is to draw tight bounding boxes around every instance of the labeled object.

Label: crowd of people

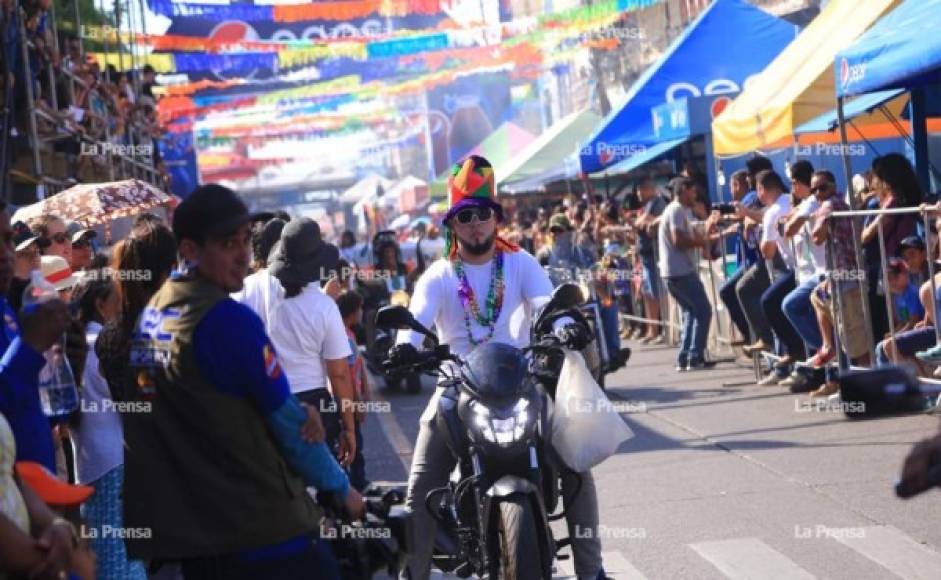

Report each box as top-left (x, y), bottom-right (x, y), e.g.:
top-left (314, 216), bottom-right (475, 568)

top-left (1, 146), bottom-right (939, 578)
top-left (3, 0), bottom-right (168, 187)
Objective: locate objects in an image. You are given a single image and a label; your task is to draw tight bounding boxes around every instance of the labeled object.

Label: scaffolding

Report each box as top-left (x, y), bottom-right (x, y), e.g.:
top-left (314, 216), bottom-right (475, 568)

top-left (1, 0), bottom-right (163, 203)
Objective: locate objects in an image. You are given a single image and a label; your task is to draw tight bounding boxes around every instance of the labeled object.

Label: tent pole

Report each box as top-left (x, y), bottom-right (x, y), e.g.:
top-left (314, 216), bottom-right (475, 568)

top-left (836, 96), bottom-right (856, 207)
top-left (909, 87), bottom-right (931, 193)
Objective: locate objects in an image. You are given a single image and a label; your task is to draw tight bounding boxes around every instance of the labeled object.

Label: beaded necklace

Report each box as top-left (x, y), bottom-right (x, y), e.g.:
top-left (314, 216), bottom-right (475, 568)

top-left (453, 250), bottom-right (505, 346)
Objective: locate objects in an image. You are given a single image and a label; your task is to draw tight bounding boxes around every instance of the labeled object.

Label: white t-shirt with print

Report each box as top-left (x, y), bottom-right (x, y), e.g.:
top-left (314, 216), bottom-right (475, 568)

top-left (792, 196), bottom-right (828, 282)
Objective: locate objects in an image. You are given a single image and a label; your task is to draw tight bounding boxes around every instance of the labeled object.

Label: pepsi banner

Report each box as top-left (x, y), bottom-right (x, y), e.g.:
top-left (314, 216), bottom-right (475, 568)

top-left (160, 122), bottom-right (200, 198)
top-left (164, 13), bottom-right (446, 80)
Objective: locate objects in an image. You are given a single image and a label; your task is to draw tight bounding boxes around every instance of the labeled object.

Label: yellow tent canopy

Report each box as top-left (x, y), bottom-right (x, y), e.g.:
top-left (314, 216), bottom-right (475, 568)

top-left (711, 0), bottom-right (899, 156)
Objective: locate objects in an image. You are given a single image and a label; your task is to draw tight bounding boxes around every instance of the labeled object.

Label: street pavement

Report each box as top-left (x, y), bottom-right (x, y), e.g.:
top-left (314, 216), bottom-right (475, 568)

top-left (360, 342), bottom-right (941, 579)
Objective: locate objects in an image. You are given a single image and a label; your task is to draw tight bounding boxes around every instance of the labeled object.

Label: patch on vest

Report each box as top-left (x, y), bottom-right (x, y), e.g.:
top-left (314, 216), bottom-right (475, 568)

top-left (263, 343), bottom-right (282, 380)
top-left (136, 370), bottom-right (157, 399)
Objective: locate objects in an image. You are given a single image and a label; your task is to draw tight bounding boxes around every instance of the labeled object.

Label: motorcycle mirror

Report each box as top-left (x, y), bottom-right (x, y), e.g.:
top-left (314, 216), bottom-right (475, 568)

top-left (551, 283), bottom-right (585, 310)
top-left (375, 305), bottom-right (415, 330)
top-left (376, 305), bottom-right (440, 345)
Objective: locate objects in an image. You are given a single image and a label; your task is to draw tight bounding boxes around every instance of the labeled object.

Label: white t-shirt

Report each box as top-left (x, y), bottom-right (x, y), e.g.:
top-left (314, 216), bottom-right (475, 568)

top-left (761, 194), bottom-right (794, 270)
top-left (792, 196), bottom-right (827, 282)
top-left (232, 268), bottom-right (283, 330)
top-left (399, 251), bottom-right (553, 357)
top-left (76, 321), bottom-right (124, 484)
top-left (268, 283), bottom-right (352, 394)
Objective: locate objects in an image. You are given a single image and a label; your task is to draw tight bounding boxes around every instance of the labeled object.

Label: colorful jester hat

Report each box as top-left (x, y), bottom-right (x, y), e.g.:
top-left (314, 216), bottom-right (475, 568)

top-left (443, 155), bottom-right (519, 258)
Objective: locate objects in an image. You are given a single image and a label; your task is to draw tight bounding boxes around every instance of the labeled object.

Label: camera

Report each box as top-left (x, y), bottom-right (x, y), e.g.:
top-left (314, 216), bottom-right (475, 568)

top-left (710, 202), bottom-right (737, 215)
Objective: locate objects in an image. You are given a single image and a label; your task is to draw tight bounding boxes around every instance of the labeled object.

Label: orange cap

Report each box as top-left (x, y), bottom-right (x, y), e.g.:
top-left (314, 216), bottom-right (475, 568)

top-left (15, 462), bottom-right (94, 507)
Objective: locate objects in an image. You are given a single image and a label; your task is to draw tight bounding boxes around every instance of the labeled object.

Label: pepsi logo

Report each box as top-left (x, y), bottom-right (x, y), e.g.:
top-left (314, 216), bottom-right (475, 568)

top-left (840, 57), bottom-right (866, 89)
top-left (710, 96), bottom-right (731, 119)
top-left (208, 20), bottom-right (261, 81)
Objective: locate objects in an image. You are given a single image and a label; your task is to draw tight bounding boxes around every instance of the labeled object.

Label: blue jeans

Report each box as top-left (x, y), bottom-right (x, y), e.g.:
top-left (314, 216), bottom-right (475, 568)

top-left (665, 273), bottom-right (713, 365)
top-left (782, 275), bottom-right (823, 352)
top-left (599, 301), bottom-right (622, 359)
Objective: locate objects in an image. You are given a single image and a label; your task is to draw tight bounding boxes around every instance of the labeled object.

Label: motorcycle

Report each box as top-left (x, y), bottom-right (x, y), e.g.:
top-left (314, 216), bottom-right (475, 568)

top-left (317, 485), bottom-right (409, 579)
top-left (378, 283), bottom-right (589, 579)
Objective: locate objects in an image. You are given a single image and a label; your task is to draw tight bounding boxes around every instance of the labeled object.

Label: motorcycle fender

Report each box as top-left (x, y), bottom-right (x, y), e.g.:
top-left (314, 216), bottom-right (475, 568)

top-left (481, 476), bottom-right (553, 575)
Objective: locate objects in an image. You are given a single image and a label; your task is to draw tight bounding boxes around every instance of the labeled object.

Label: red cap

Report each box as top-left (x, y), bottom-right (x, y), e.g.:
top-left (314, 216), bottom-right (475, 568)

top-left (15, 462), bottom-right (94, 507)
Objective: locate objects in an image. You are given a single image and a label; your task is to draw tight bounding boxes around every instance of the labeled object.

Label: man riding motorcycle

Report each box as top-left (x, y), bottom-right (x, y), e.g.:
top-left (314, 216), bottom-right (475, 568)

top-left (388, 156), bottom-right (605, 580)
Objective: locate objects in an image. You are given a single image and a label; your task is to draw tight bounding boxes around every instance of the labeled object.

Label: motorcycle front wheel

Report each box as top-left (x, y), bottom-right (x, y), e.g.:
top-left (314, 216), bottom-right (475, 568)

top-left (490, 494), bottom-right (549, 580)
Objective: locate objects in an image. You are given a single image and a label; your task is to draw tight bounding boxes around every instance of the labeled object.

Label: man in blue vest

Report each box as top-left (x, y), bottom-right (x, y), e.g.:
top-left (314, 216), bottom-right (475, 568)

top-left (122, 185), bottom-right (363, 579)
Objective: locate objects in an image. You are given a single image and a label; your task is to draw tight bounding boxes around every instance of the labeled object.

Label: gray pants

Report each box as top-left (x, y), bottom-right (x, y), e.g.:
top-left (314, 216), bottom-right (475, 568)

top-left (735, 261), bottom-right (773, 345)
top-left (402, 388), bottom-right (602, 580)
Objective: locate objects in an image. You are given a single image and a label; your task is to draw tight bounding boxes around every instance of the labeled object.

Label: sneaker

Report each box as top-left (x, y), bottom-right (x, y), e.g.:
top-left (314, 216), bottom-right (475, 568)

top-left (630, 327), bottom-right (645, 340)
top-left (916, 344), bottom-right (941, 363)
top-left (639, 335), bottom-right (654, 344)
top-left (806, 348), bottom-right (835, 368)
top-left (686, 359), bottom-right (717, 371)
top-left (675, 364), bottom-right (688, 373)
top-left (773, 355), bottom-right (795, 371)
top-left (757, 373), bottom-right (782, 386)
top-left (650, 335), bottom-right (666, 345)
top-left (809, 382), bottom-right (839, 399)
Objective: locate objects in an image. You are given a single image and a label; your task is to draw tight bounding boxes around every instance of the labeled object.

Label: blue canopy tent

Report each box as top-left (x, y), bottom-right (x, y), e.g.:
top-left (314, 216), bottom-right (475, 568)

top-left (592, 94), bottom-right (739, 198)
top-left (578, 0), bottom-right (797, 175)
top-left (835, 0), bottom-right (941, 193)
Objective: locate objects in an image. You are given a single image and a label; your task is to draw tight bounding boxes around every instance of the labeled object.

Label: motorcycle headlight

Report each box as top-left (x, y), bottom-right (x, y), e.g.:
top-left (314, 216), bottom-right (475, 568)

top-left (472, 398), bottom-right (531, 445)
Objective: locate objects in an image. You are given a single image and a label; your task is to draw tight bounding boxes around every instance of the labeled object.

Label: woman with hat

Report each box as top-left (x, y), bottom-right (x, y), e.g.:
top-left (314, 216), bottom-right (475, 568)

top-left (267, 218), bottom-right (358, 467)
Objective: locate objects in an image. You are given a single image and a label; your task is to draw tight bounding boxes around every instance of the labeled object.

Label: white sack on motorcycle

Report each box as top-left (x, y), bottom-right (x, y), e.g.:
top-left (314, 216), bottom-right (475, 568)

top-left (551, 350), bottom-right (634, 472)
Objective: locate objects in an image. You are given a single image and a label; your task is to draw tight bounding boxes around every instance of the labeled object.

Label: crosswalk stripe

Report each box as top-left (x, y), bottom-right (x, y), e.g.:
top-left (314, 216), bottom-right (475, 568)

top-left (832, 525), bottom-right (941, 580)
top-left (690, 538), bottom-right (816, 580)
top-left (600, 551), bottom-right (649, 579)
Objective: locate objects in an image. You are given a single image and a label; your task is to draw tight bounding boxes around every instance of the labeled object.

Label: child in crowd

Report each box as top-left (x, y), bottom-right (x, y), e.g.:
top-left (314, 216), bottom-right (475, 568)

top-left (336, 290), bottom-right (370, 492)
top-left (899, 236), bottom-right (929, 289)
top-left (887, 257), bottom-right (925, 333)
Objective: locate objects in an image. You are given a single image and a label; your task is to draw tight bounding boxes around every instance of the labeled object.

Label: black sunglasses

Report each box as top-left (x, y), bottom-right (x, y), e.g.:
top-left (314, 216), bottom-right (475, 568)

top-left (454, 207), bottom-right (494, 225)
top-left (50, 232), bottom-right (69, 244)
top-left (810, 184), bottom-right (832, 194)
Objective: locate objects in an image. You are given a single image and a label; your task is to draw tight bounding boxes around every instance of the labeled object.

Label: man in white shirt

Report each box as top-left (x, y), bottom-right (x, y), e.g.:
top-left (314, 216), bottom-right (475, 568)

top-left (388, 156), bottom-right (603, 580)
top-left (755, 169), bottom-right (805, 384)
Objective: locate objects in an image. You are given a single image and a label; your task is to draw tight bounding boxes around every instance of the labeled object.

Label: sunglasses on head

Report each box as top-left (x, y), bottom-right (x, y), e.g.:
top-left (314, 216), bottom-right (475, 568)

top-left (454, 206), bottom-right (494, 225)
top-left (50, 232), bottom-right (69, 244)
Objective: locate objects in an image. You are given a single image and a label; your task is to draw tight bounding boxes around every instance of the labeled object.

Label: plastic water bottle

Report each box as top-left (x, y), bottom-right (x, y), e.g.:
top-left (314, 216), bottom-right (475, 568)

top-left (22, 270), bottom-right (79, 419)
